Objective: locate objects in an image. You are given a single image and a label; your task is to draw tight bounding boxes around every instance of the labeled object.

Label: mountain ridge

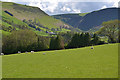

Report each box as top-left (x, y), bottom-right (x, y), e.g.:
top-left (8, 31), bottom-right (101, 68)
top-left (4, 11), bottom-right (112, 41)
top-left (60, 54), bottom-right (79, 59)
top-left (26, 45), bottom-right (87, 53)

top-left (53, 7), bottom-right (119, 31)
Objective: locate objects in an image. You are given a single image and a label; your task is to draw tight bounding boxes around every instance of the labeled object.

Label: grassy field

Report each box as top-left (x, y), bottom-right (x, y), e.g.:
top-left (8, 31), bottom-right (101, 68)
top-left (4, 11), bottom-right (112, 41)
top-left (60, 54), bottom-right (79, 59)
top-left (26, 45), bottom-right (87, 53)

top-left (2, 43), bottom-right (118, 78)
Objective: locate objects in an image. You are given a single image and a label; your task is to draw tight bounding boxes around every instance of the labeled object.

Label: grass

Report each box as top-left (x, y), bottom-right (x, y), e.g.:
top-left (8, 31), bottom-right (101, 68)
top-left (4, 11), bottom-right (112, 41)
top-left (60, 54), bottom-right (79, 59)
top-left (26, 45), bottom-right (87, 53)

top-left (79, 13), bottom-right (89, 16)
top-left (1, 10), bottom-right (30, 31)
top-left (1, 30), bottom-right (11, 35)
top-left (57, 28), bottom-right (71, 33)
top-left (2, 11), bottom-right (28, 26)
top-left (37, 26), bottom-right (47, 32)
top-left (34, 31), bottom-right (49, 36)
top-left (2, 43), bottom-right (118, 78)
top-left (1, 21), bottom-right (11, 28)
top-left (37, 16), bottom-right (64, 29)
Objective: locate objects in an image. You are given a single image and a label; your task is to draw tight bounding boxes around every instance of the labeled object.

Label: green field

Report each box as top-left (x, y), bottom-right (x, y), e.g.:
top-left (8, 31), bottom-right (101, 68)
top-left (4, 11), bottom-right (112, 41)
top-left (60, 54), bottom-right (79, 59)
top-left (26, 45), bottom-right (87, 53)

top-left (2, 44), bottom-right (118, 78)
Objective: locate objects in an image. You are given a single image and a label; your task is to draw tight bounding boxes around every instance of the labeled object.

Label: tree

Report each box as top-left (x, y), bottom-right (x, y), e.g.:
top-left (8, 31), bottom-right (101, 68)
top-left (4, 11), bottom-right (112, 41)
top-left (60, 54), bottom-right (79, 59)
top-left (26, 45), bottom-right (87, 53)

top-left (37, 36), bottom-right (50, 51)
top-left (55, 35), bottom-right (64, 49)
top-left (78, 32), bottom-right (85, 47)
top-left (2, 29), bottom-right (38, 54)
top-left (84, 33), bottom-right (91, 46)
top-left (58, 31), bottom-right (74, 46)
top-left (23, 19), bottom-right (27, 23)
top-left (97, 20), bottom-right (120, 43)
top-left (91, 34), bottom-right (99, 45)
top-left (119, 30), bottom-right (120, 43)
top-left (67, 33), bottom-right (80, 48)
top-left (49, 35), bottom-right (64, 50)
top-left (67, 33), bottom-right (91, 48)
top-left (49, 37), bottom-right (56, 50)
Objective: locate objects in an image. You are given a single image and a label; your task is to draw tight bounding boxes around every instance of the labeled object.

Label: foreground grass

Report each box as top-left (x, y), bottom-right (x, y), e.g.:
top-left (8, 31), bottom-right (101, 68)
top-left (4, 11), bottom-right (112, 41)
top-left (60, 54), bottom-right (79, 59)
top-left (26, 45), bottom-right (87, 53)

top-left (2, 44), bottom-right (118, 78)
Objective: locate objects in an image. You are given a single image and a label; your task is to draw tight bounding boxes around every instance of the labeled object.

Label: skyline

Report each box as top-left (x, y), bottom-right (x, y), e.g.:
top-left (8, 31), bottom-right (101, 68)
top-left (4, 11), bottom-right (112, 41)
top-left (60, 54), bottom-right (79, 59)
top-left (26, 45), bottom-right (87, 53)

top-left (1, 0), bottom-right (120, 15)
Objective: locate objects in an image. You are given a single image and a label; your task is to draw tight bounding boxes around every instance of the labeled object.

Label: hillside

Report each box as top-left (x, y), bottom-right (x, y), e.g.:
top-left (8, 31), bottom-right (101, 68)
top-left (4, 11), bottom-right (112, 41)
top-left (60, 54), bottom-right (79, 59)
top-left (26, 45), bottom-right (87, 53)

top-left (76, 8), bottom-right (119, 31)
top-left (2, 43), bottom-right (118, 78)
top-left (53, 8), bottom-right (119, 31)
top-left (53, 13), bottom-right (88, 27)
top-left (1, 2), bottom-right (74, 36)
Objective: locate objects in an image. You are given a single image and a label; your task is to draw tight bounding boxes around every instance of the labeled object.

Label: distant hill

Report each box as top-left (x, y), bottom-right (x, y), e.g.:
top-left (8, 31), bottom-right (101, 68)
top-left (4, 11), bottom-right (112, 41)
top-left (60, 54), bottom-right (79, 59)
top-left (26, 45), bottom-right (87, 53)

top-left (1, 1), bottom-right (78, 36)
top-left (53, 13), bottom-right (88, 28)
top-left (53, 8), bottom-right (119, 31)
top-left (76, 8), bottom-right (119, 31)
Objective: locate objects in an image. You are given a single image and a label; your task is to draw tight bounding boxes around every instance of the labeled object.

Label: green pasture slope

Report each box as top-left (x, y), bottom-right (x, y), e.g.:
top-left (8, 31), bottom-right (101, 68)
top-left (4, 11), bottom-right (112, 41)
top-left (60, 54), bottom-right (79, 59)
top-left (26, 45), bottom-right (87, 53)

top-left (2, 43), bottom-right (118, 78)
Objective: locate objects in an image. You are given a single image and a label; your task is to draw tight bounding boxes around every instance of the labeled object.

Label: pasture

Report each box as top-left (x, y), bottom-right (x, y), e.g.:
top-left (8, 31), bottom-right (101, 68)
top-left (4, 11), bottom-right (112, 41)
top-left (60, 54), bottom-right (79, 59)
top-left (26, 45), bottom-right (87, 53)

top-left (2, 43), bottom-right (118, 78)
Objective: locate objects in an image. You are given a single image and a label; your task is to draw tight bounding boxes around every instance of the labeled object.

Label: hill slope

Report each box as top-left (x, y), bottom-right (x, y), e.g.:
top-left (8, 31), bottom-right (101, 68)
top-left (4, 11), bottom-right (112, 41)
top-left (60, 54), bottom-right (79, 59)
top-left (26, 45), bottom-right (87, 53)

top-left (76, 8), bottom-right (119, 31)
top-left (53, 13), bottom-right (88, 27)
top-left (2, 43), bottom-right (118, 78)
top-left (1, 2), bottom-right (73, 36)
top-left (53, 8), bottom-right (119, 31)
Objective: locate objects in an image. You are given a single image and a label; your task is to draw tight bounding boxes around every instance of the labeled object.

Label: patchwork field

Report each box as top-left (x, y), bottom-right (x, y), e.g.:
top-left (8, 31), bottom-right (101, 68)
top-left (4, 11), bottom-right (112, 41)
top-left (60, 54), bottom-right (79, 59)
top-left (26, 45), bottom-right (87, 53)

top-left (2, 43), bottom-right (118, 78)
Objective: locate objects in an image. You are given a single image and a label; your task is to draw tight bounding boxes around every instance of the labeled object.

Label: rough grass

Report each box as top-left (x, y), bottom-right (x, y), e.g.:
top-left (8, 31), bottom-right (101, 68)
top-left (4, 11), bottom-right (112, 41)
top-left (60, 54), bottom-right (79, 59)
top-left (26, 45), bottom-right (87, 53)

top-left (34, 31), bottom-right (49, 36)
top-left (2, 44), bottom-right (118, 78)
top-left (37, 16), bottom-right (64, 29)
top-left (2, 11), bottom-right (29, 28)
top-left (1, 30), bottom-right (11, 35)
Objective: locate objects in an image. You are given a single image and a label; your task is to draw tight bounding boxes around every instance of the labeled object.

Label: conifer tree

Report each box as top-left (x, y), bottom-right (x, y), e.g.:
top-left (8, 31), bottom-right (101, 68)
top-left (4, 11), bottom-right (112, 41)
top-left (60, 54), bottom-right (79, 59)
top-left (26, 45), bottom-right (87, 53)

top-left (91, 34), bottom-right (99, 45)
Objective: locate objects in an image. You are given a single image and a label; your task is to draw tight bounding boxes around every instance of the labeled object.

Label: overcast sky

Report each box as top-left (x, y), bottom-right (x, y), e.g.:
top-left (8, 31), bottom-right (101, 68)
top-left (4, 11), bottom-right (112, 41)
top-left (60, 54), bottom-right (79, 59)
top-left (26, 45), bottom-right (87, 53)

top-left (1, 0), bottom-right (120, 15)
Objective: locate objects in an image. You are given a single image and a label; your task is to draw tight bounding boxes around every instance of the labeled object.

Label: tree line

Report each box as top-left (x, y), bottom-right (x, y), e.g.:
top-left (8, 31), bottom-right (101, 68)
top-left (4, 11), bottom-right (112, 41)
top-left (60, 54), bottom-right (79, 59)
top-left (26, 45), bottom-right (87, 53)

top-left (2, 29), bottom-right (105, 54)
top-left (66, 33), bottom-right (105, 49)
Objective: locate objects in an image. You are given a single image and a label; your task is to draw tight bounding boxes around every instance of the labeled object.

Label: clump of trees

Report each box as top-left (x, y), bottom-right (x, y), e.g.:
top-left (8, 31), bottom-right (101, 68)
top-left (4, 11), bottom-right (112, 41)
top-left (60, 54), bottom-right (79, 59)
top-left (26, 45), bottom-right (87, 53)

top-left (97, 20), bottom-right (120, 43)
top-left (50, 35), bottom-right (64, 50)
top-left (58, 31), bottom-right (74, 46)
top-left (2, 29), bottom-right (106, 54)
top-left (67, 33), bottom-right (104, 49)
top-left (119, 30), bottom-right (120, 43)
top-left (91, 34), bottom-right (99, 45)
top-left (2, 29), bottom-right (50, 54)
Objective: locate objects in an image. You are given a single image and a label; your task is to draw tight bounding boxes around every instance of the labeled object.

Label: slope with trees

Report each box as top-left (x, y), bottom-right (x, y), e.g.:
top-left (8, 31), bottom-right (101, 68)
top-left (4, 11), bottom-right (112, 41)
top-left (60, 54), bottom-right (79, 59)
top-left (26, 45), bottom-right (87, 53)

top-left (97, 20), bottom-right (120, 43)
top-left (1, 1), bottom-right (73, 36)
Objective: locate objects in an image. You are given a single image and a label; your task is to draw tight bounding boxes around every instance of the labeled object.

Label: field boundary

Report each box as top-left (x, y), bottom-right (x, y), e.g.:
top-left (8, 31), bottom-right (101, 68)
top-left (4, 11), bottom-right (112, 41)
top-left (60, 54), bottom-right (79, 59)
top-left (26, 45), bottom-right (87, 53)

top-left (1, 78), bottom-right (119, 80)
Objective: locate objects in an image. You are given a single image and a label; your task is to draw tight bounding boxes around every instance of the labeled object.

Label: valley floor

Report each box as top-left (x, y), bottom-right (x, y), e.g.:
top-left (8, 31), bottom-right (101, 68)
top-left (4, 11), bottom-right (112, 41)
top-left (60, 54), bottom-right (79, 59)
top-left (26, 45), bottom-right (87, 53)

top-left (2, 43), bottom-right (118, 78)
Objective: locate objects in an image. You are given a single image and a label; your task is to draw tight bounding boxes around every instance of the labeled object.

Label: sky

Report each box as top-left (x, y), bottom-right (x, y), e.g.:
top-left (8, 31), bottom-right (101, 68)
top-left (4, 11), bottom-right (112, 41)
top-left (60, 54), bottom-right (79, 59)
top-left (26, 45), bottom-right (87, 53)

top-left (1, 0), bottom-right (120, 15)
